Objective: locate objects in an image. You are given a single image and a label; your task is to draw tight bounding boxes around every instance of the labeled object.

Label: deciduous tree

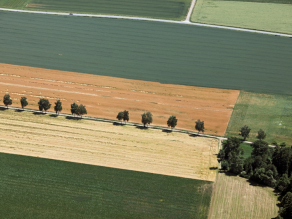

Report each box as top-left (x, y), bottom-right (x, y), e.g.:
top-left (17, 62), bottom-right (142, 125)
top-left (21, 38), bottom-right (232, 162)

top-left (54, 100), bottom-right (62, 115)
top-left (77, 104), bottom-right (87, 118)
top-left (20, 97), bottom-right (28, 109)
top-left (240, 125), bottom-right (251, 141)
top-left (71, 103), bottom-right (78, 116)
top-left (3, 94), bottom-right (12, 108)
top-left (195, 119), bottom-right (204, 133)
top-left (141, 112), bottom-right (152, 127)
top-left (123, 110), bottom-right (129, 123)
top-left (257, 129), bottom-right (266, 140)
top-left (167, 115), bottom-right (177, 129)
top-left (117, 111), bottom-right (124, 123)
top-left (38, 98), bottom-right (51, 113)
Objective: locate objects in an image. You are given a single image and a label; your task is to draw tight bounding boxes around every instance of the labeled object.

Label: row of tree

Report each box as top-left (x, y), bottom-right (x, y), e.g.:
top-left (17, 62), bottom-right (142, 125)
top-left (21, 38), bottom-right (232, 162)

top-left (218, 128), bottom-right (292, 219)
top-left (3, 94), bottom-right (87, 117)
top-left (3, 94), bottom-right (205, 132)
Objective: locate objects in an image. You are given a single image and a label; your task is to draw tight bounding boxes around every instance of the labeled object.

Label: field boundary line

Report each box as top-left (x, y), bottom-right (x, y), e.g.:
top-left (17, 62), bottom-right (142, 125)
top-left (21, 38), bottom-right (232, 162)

top-left (0, 8), bottom-right (292, 38)
top-left (0, 105), bottom-right (276, 148)
top-left (223, 90), bottom-right (241, 137)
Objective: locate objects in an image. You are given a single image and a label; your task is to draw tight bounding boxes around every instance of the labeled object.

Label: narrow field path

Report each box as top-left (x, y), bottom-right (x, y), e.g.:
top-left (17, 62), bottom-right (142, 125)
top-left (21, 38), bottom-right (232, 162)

top-left (185, 0), bottom-right (197, 22)
top-left (0, 8), bottom-right (292, 37)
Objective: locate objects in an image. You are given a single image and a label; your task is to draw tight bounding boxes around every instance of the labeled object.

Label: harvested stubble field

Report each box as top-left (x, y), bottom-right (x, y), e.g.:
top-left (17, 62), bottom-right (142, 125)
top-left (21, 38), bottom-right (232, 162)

top-left (1, 12), bottom-right (292, 95)
top-left (191, 0), bottom-right (292, 34)
top-left (0, 109), bottom-right (219, 181)
top-left (225, 91), bottom-right (292, 145)
top-left (209, 172), bottom-right (278, 219)
top-left (0, 63), bottom-right (239, 135)
top-left (0, 152), bottom-right (213, 218)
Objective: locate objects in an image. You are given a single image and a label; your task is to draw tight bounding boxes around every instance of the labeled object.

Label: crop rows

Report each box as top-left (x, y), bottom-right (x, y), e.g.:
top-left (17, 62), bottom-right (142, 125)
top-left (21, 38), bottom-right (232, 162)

top-left (25, 0), bottom-right (192, 20)
top-left (1, 11), bottom-right (292, 94)
top-left (0, 152), bottom-right (212, 218)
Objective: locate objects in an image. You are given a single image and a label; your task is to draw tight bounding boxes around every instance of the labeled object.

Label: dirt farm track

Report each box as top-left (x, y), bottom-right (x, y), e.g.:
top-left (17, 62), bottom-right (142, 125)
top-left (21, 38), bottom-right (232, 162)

top-left (0, 63), bottom-right (239, 135)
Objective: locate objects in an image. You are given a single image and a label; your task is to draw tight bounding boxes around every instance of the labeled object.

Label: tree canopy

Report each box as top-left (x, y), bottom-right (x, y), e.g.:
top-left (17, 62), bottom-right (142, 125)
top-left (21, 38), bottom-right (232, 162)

top-left (240, 125), bottom-right (251, 141)
top-left (141, 112), bottom-right (153, 127)
top-left (257, 129), bottom-right (266, 140)
top-left (116, 111), bottom-right (124, 122)
top-left (217, 137), bottom-right (244, 174)
top-left (38, 98), bottom-right (51, 113)
top-left (167, 115), bottom-right (177, 129)
top-left (54, 100), bottom-right (62, 114)
top-left (3, 94), bottom-right (12, 108)
top-left (71, 103), bottom-right (78, 116)
top-left (20, 97), bottom-right (28, 109)
top-left (195, 119), bottom-right (204, 133)
top-left (123, 110), bottom-right (129, 123)
top-left (76, 104), bottom-right (87, 118)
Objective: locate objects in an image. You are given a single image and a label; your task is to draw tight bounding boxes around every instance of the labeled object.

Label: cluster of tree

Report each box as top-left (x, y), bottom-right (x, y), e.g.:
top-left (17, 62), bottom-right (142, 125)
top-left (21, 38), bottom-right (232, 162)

top-left (116, 110), bottom-right (129, 123)
top-left (218, 127), bottom-right (292, 219)
top-left (70, 103), bottom-right (87, 118)
top-left (2, 94), bottom-right (87, 117)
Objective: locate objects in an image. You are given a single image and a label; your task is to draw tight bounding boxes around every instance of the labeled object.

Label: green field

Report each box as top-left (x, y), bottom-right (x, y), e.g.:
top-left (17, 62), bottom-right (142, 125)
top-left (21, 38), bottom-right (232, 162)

top-left (1, 12), bottom-right (292, 95)
top-left (0, 0), bottom-right (192, 20)
top-left (0, 152), bottom-right (212, 218)
top-left (0, 0), bottom-right (30, 8)
top-left (225, 91), bottom-right (292, 145)
top-left (240, 143), bottom-right (253, 159)
top-left (191, 0), bottom-right (292, 34)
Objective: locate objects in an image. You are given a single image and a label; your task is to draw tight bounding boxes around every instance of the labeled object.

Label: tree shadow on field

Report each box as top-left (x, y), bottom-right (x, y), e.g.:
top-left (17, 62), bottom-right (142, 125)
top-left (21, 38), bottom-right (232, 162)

top-left (0, 107), bottom-right (8, 111)
top-left (113, 122), bottom-right (125, 126)
top-left (65, 116), bottom-right (81, 121)
top-left (135, 125), bottom-right (148, 130)
top-left (49, 114), bottom-right (59, 117)
top-left (33, 111), bottom-right (45, 115)
top-left (189, 133), bottom-right (200, 137)
top-left (162, 129), bottom-right (173, 133)
top-left (209, 167), bottom-right (218, 170)
top-left (15, 109), bottom-right (24, 112)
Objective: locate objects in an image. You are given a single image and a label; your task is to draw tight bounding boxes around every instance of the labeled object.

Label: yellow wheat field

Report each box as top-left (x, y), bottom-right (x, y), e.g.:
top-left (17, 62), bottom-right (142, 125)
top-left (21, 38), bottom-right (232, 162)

top-left (0, 109), bottom-right (219, 181)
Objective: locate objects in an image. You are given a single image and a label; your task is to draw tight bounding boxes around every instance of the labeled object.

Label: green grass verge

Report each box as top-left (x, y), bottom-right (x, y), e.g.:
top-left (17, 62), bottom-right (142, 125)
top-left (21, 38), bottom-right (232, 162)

top-left (222, 140), bottom-right (253, 158)
top-left (0, 152), bottom-right (212, 218)
top-left (225, 91), bottom-right (292, 145)
top-left (1, 11), bottom-right (292, 95)
top-left (0, 0), bottom-right (192, 20)
top-left (240, 143), bottom-right (253, 159)
top-left (191, 0), bottom-right (292, 34)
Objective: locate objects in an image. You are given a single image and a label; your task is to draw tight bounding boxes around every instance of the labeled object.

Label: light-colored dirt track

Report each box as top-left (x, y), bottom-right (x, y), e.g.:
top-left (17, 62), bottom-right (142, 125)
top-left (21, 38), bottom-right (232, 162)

top-left (0, 109), bottom-right (218, 181)
top-left (0, 63), bottom-right (239, 136)
top-left (208, 173), bottom-right (278, 219)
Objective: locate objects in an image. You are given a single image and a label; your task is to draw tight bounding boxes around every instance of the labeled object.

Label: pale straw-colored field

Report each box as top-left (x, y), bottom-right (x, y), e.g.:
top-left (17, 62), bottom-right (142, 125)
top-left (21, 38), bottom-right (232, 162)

top-left (209, 172), bottom-right (278, 219)
top-left (0, 109), bottom-right (219, 181)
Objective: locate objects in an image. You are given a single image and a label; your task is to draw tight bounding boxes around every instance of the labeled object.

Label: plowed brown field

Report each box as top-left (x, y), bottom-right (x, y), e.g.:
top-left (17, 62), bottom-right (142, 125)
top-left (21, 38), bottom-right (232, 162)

top-left (0, 109), bottom-right (219, 181)
top-left (0, 63), bottom-right (239, 135)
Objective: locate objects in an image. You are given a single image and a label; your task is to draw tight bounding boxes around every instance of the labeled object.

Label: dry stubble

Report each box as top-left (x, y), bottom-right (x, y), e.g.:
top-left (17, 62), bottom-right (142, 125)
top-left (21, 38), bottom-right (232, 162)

top-left (208, 172), bottom-right (278, 219)
top-left (0, 63), bottom-right (239, 135)
top-left (0, 109), bottom-right (219, 181)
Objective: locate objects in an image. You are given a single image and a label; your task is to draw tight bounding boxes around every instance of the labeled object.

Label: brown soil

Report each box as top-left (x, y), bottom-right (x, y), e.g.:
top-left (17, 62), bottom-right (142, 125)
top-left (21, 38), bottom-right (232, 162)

top-left (0, 63), bottom-right (239, 135)
top-left (0, 109), bottom-right (219, 181)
